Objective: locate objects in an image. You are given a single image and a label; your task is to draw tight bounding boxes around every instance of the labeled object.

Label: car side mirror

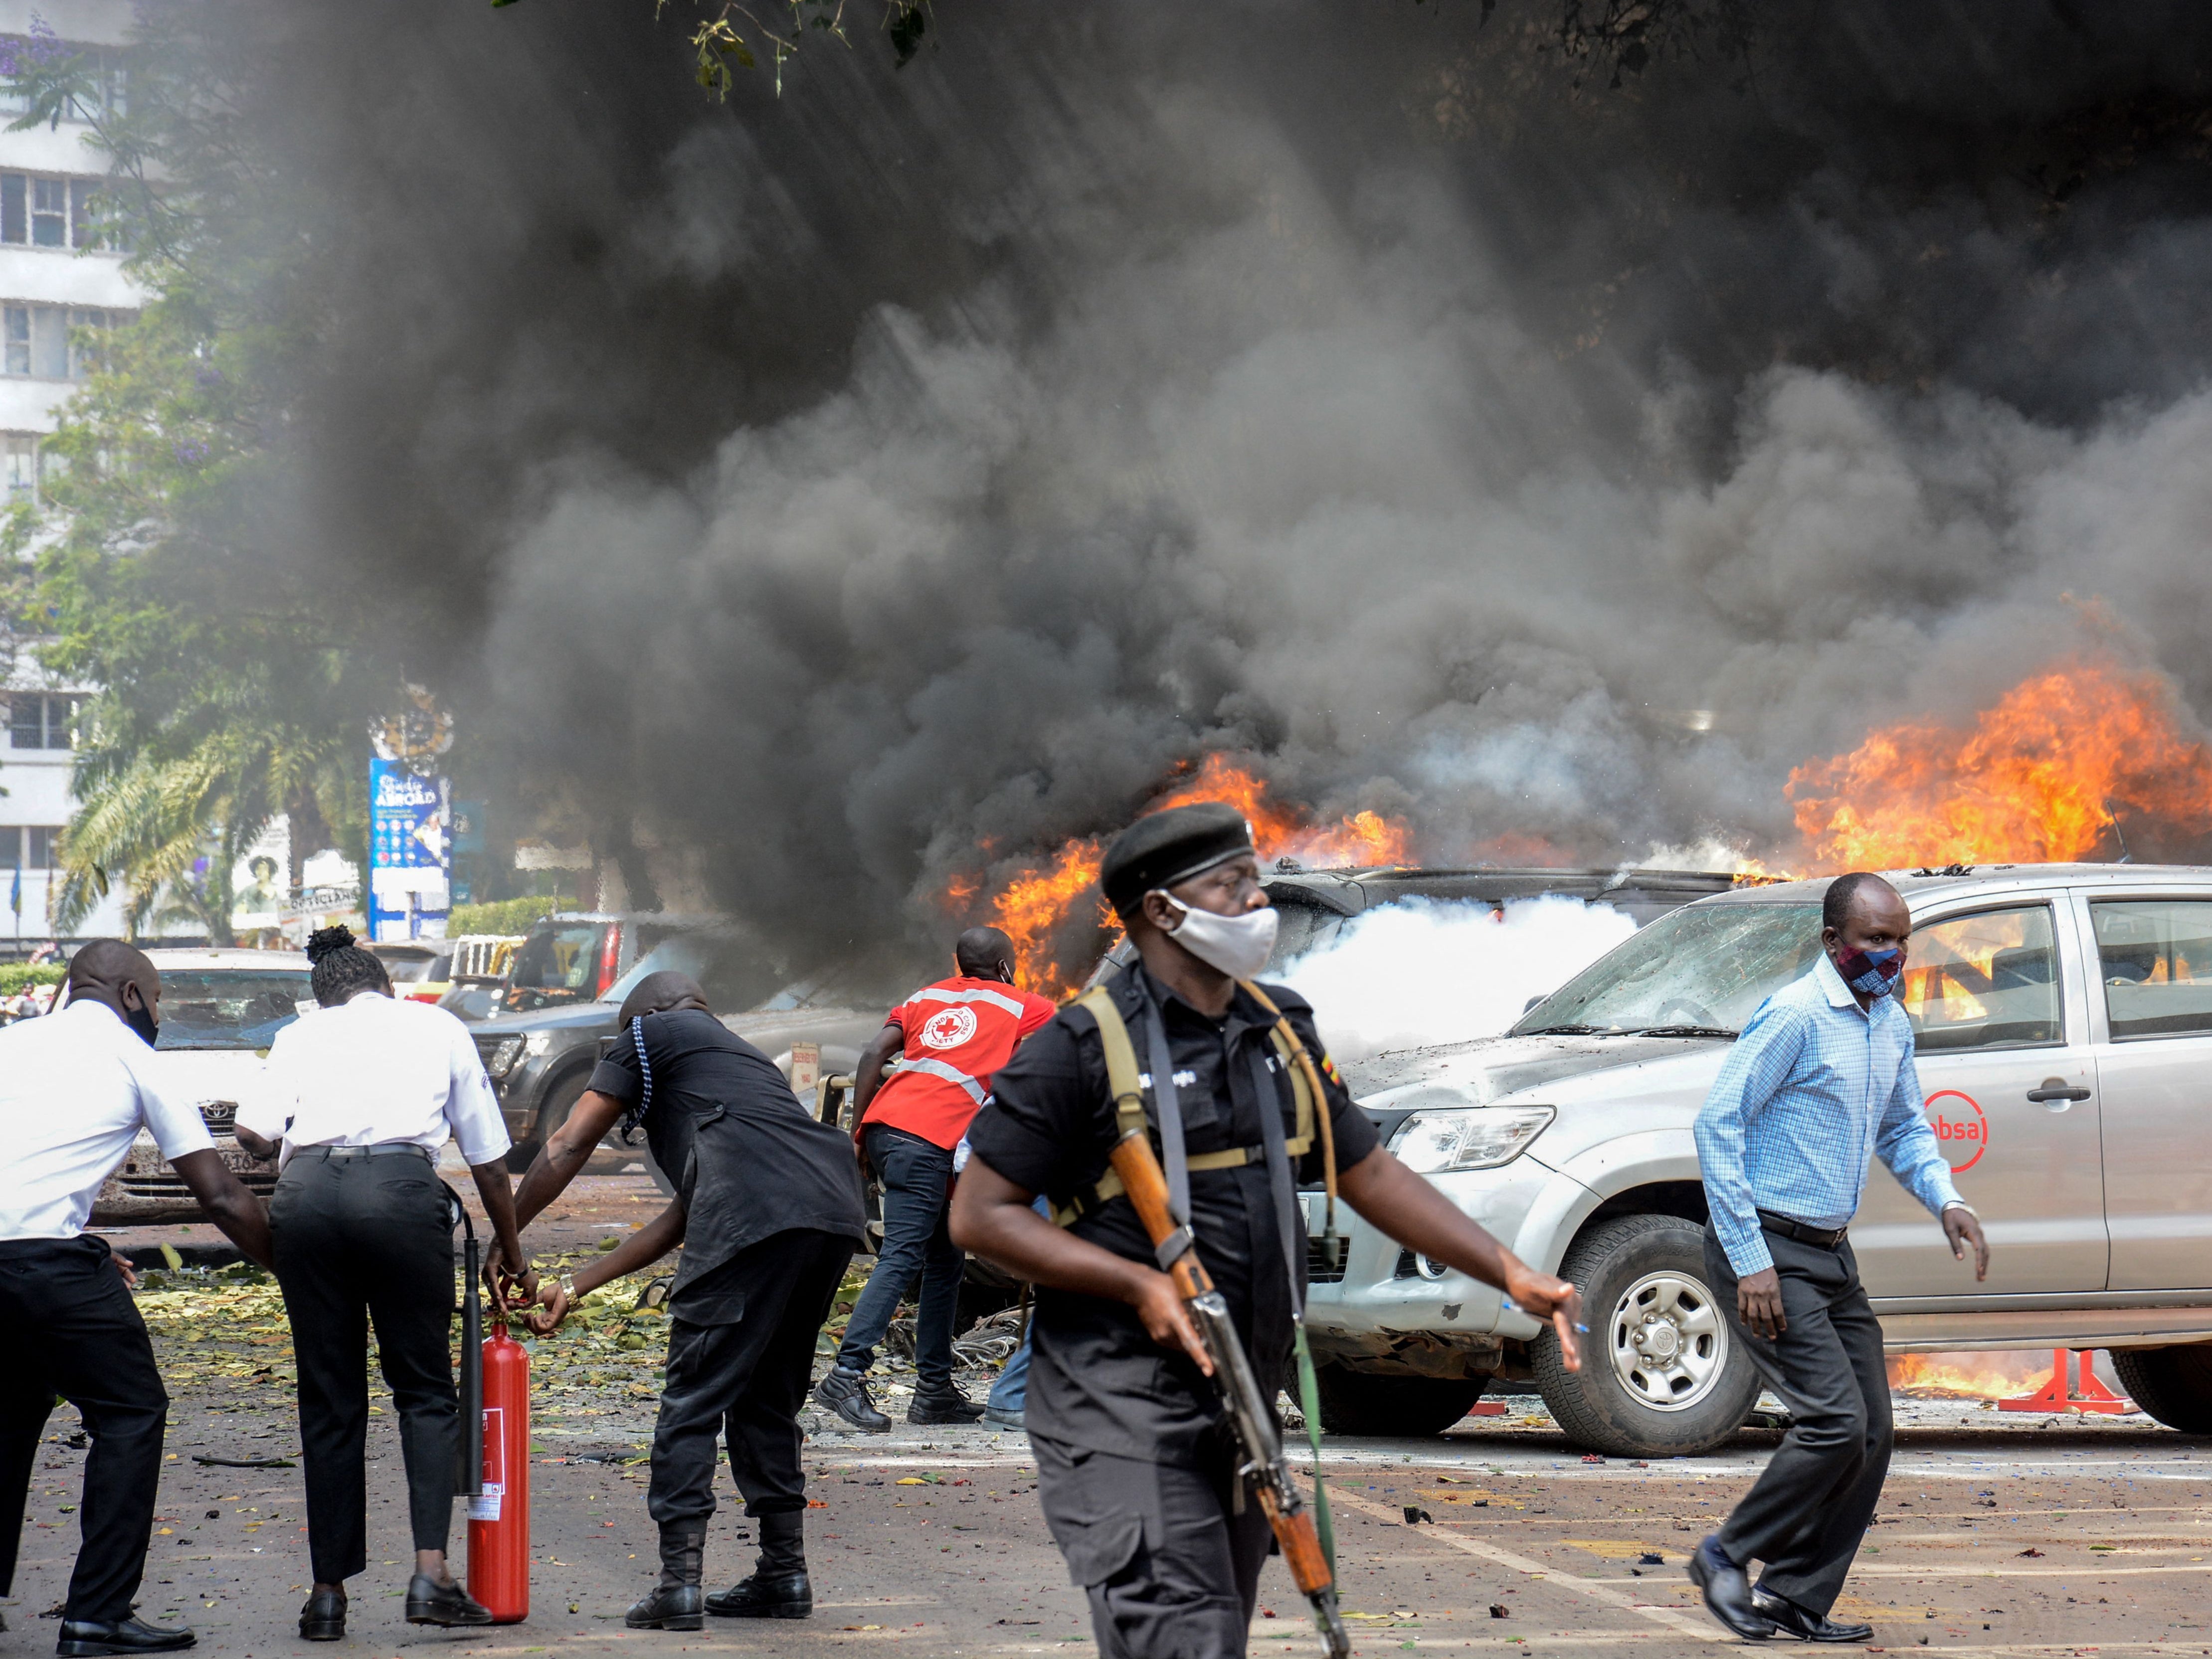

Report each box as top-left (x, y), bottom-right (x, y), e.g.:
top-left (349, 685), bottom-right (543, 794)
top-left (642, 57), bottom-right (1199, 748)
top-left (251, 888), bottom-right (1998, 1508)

top-left (1523, 995), bottom-right (1546, 1013)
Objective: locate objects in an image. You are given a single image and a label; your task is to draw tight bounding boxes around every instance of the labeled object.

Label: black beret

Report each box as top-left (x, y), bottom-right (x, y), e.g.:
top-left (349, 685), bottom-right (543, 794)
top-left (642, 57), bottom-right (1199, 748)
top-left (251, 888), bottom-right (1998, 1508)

top-left (1100, 802), bottom-right (1256, 916)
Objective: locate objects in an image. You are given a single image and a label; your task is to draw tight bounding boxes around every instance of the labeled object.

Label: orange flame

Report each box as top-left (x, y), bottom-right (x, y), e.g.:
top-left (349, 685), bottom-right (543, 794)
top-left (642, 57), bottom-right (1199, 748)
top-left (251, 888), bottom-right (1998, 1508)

top-left (1888, 1352), bottom-right (2054, 1399)
top-left (1789, 659), bottom-right (2212, 870)
top-left (966, 754), bottom-right (1415, 995)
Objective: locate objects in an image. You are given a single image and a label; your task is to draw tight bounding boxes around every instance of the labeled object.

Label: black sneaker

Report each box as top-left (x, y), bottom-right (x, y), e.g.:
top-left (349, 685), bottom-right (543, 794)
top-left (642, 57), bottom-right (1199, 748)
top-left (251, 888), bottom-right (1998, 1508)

top-left (907, 1386), bottom-right (986, 1425)
top-left (814, 1366), bottom-right (892, 1433)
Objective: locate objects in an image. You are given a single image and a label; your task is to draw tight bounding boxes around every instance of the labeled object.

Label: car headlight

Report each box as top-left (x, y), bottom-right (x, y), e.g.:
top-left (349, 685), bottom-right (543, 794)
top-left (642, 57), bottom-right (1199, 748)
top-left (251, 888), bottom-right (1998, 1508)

top-left (1389, 1106), bottom-right (1554, 1173)
top-left (484, 1037), bottom-right (525, 1078)
top-left (524, 1030), bottom-right (557, 1057)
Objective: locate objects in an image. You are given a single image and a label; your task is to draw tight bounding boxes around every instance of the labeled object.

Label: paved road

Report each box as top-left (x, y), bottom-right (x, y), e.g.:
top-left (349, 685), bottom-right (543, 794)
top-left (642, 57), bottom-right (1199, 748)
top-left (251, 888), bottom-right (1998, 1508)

top-left (19, 1174), bottom-right (2210, 1656)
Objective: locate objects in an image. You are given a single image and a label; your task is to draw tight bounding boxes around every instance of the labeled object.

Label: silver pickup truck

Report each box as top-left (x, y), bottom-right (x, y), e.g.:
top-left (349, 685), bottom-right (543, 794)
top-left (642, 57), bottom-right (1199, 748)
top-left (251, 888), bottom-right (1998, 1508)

top-left (1306, 863), bottom-right (2212, 1456)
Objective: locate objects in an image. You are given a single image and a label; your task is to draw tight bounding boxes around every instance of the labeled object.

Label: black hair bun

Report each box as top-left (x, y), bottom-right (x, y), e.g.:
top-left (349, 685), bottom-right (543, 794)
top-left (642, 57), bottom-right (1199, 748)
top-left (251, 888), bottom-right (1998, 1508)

top-left (306, 924), bottom-right (358, 964)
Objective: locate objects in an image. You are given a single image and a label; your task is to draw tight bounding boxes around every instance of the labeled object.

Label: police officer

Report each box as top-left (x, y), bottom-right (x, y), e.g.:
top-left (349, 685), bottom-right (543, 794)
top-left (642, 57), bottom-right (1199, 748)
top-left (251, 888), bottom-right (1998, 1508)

top-left (951, 802), bottom-right (1585, 1659)
top-left (0, 941), bottom-right (275, 1658)
top-left (233, 926), bottom-right (528, 1641)
top-left (493, 970), bottom-right (868, 1631)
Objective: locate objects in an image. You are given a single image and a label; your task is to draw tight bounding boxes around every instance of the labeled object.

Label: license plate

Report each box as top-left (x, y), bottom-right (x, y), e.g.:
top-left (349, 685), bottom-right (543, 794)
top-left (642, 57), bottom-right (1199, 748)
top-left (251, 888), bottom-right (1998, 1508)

top-left (219, 1148), bottom-right (268, 1173)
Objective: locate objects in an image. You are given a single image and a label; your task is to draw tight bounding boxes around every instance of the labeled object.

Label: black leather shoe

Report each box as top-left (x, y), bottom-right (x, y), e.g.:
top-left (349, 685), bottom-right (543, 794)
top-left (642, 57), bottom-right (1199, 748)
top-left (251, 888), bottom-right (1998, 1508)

top-left (1753, 1588), bottom-right (1874, 1643)
top-left (626, 1584), bottom-right (705, 1631)
top-left (403, 1575), bottom-right (493, 1628)
top-left (1688, 1536), bottom-right (1775, 1641)
top-left (907, 1386), bottom-right (985, 1425)
top-left (706, 1569), bottom-right (812, 1620)
top-left (814, 1366), bottom-right (892, 1432)
top-left (56, 1617), bottom-right (196, 1656)
top-left (297, 1589), bottom-right (346, 1643)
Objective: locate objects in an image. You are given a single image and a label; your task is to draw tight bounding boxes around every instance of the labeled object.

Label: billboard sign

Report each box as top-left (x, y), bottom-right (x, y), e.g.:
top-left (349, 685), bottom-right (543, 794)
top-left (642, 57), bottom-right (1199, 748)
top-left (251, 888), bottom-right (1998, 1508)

top-left (369, 759), bottom-right (451, 941)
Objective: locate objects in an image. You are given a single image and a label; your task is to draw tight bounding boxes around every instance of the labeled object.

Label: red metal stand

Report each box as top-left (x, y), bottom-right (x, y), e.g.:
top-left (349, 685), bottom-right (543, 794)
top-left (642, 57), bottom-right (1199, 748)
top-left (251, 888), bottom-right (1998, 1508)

top-left (1468, 1401), bottom-right (1507, 1417)
top-left (1996, 1348), bottom-right (2134, 1414)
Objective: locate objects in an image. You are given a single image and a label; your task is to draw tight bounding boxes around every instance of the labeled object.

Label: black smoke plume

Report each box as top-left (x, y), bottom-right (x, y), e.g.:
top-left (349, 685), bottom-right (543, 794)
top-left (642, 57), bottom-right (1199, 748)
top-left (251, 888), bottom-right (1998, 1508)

top-left (232, 0), bottom-right (2212, 967)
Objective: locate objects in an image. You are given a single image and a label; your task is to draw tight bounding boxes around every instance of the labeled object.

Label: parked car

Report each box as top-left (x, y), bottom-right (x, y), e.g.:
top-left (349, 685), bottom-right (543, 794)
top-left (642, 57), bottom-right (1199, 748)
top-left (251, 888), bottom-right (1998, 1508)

top-left (89, 948), bottom-right (308, 1225)
top-left (470, 915), bottom-right (895, 1167)
top-left (1304, 862), bottom-right (2212, 1452)
top-left (366, 940), bottom-right (454, 1006)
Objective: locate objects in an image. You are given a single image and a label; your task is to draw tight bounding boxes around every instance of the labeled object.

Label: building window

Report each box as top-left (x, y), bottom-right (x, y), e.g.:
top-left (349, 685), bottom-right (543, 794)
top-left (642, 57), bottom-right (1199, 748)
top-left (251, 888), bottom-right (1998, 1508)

top-left (0, 305), bottom-right (116, 379)
top-left (7, 693), bottom-right (73, 750)
top-left (0, 173), bottom-right (106, 250)
top-left (0, 826), bottom-right (59, 868)
top-left (0, 43), bottom-right (127, 124)
top-left (2, 433), bottom-right (35, 499)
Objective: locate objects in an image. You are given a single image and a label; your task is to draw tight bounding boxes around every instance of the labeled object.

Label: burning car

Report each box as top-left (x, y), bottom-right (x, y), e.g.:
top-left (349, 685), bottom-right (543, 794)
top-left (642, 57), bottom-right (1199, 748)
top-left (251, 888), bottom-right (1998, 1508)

top-left (89, 948), bottom-right (306, 1225)
top-left (1306, 863), bottom-right (2212, 1454)
top-left (472, 914), bottom-right (896, 1168)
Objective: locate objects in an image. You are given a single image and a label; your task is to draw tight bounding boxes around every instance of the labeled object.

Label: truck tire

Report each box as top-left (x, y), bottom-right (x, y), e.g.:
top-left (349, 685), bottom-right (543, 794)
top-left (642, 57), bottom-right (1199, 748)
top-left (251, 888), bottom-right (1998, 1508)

top-left (2112, 1344), bottom-right (2212, 1434)
top-left (1532, 1213), bottom-right (1758, 1458)
top-left (1313, 1365), bottom-right (1492, 1437)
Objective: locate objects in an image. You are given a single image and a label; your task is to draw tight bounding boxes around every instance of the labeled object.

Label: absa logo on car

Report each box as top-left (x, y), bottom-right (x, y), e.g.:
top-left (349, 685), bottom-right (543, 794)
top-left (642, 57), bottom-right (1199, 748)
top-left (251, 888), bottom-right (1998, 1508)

top-left (1925, 1089), bottom-right (1988, 1172)
top-left (921, 1005), bottom-right (979, 1050)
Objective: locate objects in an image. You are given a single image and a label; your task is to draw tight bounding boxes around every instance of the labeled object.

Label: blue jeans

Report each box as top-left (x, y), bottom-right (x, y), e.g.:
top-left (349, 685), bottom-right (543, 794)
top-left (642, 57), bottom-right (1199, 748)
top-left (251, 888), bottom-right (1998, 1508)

top-left (985, 1196), bottom-right (1051, 1413)
top-left (836, 1124), bottom-right (964, 1391)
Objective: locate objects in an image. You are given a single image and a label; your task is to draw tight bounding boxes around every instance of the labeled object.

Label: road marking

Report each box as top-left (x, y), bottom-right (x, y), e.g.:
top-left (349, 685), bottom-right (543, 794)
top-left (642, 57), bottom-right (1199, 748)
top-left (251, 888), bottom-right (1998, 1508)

top-left (1326, 1488), bottom-right (1728, 1643)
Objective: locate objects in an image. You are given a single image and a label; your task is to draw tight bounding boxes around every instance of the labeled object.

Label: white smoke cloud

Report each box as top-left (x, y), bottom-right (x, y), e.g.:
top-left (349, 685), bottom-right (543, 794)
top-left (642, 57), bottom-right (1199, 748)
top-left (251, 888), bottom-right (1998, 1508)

top-left (1280, 895), bottom-right (1638, 1061)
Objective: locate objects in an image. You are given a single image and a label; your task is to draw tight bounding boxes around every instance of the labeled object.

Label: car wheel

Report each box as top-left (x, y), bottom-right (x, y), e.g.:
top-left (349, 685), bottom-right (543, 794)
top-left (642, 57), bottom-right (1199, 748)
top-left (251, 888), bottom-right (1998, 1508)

top-left (2112, 1345), bottom-right (2212, 1434)
top-left (1313, 1365), bottom-right (1492, 1437)
top-left (1532, 1213), bottom-right (1759, 1457)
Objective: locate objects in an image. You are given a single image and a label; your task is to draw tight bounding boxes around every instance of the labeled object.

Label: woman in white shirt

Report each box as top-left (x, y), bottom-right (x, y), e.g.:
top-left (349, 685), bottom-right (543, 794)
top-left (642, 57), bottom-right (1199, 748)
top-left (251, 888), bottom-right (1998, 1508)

top-left (235, 926), bottom-right (534, 1643)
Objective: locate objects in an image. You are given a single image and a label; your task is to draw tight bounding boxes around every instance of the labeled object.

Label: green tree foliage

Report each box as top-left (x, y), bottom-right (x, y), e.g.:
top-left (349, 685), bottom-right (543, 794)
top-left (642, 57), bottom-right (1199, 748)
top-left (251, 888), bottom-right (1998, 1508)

top-left (1, 7), bottom-right (373, 941)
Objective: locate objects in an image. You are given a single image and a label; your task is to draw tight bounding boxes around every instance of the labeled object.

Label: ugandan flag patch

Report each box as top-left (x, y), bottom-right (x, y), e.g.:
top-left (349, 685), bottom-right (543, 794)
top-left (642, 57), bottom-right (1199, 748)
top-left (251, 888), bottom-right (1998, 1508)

top-left (1320, 1053), bottom-right (1345, 1088)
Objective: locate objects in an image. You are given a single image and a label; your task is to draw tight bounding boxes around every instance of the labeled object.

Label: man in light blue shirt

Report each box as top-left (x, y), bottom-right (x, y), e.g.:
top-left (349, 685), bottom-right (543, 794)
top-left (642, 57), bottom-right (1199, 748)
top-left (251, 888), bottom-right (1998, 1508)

top-left (1688, 873), bottom-right (1988, 1644)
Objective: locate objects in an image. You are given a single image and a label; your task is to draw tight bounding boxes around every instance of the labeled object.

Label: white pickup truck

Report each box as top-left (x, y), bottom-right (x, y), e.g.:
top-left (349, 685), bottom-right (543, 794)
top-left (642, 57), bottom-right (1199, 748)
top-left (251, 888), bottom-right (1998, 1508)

top-left (1308, 864), bottom-right (2212, 1455)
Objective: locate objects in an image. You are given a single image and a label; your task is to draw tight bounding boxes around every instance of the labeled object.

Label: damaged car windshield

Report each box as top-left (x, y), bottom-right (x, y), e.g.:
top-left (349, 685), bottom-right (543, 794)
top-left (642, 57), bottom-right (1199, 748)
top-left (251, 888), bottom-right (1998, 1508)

top-left (1513, 902), bottom-right (1824, 1037)
top-left (154, 969), bottom-right (314, 1051)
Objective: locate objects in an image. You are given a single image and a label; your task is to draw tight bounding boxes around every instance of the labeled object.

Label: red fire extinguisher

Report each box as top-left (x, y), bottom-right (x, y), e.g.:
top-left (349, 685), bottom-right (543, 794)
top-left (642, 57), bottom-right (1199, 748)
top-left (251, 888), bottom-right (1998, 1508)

top-left (468, 1318), bottom-right (532, 1623)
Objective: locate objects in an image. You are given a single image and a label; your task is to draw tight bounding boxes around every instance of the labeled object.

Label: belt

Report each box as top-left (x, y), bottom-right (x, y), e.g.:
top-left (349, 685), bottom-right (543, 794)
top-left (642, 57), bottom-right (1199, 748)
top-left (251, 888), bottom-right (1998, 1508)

top-left (301, 1142), bottom-right (433, 1162)
top-left (1757, 1208), bottom-right (1847, 1249)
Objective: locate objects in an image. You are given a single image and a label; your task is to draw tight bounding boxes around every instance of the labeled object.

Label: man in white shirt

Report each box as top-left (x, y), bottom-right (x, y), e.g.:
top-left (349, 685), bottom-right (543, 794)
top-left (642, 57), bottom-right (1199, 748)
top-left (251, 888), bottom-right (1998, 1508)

top-left (234, 926), bottom-right (528, 1642)
top-left (0, 941), bottom-right (273, 1659)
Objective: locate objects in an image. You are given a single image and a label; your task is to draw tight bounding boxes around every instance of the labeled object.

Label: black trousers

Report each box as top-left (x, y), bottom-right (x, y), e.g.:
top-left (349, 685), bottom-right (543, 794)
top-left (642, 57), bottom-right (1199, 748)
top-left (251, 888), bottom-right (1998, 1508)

top-left (1033, 1433), bottom-right (1273, 1659)
top-left (271, 1149), bottom-right (459, 1584)
top-left (647, 1229), bottom-right (854, 1527)
top-left (1705, 1227), bottom-right (1891, 1614)
top-left (0, 1236), bottom-right (168, 1622)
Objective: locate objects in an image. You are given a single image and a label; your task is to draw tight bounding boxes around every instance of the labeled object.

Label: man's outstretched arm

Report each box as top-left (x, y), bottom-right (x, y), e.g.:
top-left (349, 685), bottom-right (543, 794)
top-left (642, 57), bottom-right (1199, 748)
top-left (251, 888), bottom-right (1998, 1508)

top-left (485, 1088), bottom-right (627, 1285)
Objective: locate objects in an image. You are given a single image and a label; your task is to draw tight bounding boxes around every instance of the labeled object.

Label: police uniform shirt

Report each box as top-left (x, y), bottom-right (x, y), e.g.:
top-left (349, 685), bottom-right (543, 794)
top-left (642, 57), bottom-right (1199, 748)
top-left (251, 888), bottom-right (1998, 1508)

top-left (964, 965), bottom-right (1378, 1468)
top-left (237, 989), bottom-right (512, 1168)
top-left (0, 997), bottom-right (215, 1240)
top-left (587, 1008), bottom-right (868, 1323)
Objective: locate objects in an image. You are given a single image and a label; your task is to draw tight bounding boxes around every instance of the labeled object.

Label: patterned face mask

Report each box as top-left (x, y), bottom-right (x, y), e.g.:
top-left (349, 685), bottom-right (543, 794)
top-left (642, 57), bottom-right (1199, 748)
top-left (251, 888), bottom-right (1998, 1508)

top-left (1835, 945), bottom-right (1903, 997)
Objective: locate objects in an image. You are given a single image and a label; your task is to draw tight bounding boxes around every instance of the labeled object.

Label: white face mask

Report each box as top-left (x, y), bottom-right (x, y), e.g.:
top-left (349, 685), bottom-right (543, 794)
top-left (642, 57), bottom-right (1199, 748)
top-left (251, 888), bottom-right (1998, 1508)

top-left (1155, 892), bottom-right (1280, 982)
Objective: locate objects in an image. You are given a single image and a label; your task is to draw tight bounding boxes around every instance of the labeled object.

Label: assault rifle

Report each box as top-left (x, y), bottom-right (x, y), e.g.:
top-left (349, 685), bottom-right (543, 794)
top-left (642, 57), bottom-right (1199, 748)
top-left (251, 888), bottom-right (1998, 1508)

top-left (1107, 1130), bottom-right (1350, 1659)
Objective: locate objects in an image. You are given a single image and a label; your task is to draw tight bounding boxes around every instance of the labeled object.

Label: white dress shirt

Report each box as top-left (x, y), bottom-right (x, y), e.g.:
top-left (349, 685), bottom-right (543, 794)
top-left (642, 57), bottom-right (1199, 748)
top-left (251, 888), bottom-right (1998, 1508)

top-left (0, 997), bottom-right (216, 1241)
top-left (236, 989), bottom-right (512, 1168)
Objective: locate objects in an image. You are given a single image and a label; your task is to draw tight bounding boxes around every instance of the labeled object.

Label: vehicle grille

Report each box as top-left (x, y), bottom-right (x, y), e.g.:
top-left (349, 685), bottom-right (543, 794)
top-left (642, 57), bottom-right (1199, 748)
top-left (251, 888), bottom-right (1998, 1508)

top-left (196, 1100), bottom-right (238, 1132)
top-left (117, 1169), bottom-right (279, 1199)
top-left (1306, 1235), bottom-right (1348, 1284)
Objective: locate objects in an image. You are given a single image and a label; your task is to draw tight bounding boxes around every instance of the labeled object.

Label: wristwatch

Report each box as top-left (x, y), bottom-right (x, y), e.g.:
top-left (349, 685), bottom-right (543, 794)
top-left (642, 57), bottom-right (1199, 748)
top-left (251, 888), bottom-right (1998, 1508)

top-left (1942, 1201), bottom-right (1979, 1220)
top-left (559, 1273), bottom-right (579, 1302)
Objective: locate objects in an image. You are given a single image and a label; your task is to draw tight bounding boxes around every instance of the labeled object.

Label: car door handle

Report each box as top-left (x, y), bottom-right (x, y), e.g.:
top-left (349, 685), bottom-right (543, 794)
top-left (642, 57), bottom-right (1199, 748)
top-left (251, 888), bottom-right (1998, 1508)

top-left (2025, 1080), bottom-right (2092, 1103)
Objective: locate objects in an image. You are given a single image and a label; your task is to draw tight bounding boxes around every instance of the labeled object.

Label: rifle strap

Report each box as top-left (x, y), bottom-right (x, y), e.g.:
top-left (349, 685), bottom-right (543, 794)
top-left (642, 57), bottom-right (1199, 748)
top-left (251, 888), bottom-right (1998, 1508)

top-left (1293, 1323), bottom-right (1335, 1570)
top-left (1057, 985), bottom-right (1313, 1225)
